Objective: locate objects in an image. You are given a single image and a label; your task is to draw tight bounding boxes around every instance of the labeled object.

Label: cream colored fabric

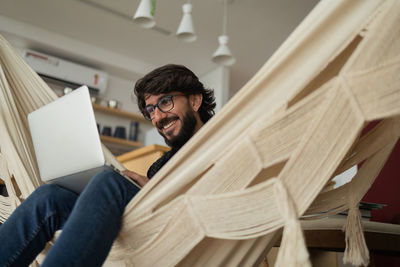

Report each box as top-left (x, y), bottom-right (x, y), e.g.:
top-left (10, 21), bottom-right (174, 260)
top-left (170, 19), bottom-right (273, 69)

top-left (107, 0), bottom-right (400, 265)
top-left (1, 0), bottom-right (400, 266)
top-left (0, 36), bottom-right (123, 214)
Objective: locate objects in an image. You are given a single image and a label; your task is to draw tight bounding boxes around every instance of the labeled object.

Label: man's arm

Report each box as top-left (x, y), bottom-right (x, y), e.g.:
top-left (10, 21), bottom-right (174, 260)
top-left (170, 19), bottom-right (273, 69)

top-left (121, 147), bottom-right (177, 188)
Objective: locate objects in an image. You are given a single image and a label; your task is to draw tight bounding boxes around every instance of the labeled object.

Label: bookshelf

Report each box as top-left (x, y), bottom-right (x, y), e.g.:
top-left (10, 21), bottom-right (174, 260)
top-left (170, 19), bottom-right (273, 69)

top-left (92, 103), bottom-right (149, 123)
top-left (100, 135), bottom-right (143, 155)
top-left (92, 104), bottom-right (151, 155)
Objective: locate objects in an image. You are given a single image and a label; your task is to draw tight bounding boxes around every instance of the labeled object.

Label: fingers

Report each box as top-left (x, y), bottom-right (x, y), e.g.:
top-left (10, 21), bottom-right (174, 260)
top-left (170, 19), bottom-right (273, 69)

top-left (121, 170), bottom-right (149, 187)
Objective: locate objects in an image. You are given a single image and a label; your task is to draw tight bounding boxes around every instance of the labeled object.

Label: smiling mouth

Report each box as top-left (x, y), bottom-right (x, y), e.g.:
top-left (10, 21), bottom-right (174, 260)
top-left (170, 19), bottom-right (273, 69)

top-left (163, 120), bottom-right (177, 130)
top-left (157, 117), bottom-right (179, 133)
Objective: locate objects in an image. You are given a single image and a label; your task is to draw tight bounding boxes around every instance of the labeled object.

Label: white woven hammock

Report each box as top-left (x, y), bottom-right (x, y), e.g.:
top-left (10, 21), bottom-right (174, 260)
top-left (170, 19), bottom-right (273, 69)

top-left (1, 0), bottom-right (400, 266)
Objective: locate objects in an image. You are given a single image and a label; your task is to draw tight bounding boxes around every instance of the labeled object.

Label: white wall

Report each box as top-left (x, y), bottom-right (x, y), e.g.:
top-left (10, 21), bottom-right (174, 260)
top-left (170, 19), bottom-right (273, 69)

top-left (0, 15), bottom-right (230, 146)
top-left (103, 75), bottom-right (138, 114)
top-left (332, 165), bottom-right (358, 189)
top-left (0, 15), bottom-right (152, 81)
top-left (0, 15), bottom-right (155, 145)
top-left (200, 66), bottom-right (230, 113)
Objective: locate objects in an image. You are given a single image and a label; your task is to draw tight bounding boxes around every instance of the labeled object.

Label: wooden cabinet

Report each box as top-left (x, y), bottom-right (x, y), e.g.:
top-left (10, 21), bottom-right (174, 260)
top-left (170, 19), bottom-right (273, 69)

top-left (117, 144), bottom-right (170, 176)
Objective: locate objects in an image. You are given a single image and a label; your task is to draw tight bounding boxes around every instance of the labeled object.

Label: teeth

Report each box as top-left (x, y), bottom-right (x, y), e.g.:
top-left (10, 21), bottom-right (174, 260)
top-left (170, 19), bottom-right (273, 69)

top-left (163, 120), bottom-right (176, 130)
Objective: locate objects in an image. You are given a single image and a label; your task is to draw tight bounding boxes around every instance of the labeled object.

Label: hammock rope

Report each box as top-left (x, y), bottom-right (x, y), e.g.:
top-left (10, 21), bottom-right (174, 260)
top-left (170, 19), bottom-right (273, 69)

top-left (1, 0), bottom-right (400, 266)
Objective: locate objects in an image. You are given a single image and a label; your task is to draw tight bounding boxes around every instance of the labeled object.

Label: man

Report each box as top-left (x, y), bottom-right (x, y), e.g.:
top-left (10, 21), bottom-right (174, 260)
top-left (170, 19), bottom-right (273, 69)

top-left (0, 64), bottom-right (215, 267)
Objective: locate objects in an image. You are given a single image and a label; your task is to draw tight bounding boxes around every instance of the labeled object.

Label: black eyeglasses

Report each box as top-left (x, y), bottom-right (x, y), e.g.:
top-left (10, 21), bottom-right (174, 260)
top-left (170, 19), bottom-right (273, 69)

top-left (143, 94), bottom-right (186, 120)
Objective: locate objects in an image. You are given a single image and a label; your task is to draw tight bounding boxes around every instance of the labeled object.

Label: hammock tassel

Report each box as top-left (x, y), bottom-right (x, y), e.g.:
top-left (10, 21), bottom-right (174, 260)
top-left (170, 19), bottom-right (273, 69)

top-left (343, 204), bottom-right (369, 266)
top-left (274, 179), bottom-right (311, 267)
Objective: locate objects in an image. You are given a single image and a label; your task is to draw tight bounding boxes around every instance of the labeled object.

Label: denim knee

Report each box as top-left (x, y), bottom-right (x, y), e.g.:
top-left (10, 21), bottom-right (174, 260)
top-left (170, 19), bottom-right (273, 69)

top-left (90, 170), bottom-right (120, 186)
top-left (89, 170), bottom-right (125, 193)
top-left (0, 184), bottom-right (76, 267)
top-left (83, 170), bottom-right (139, 208)
top-left (31, 184), bottom-right (75, 204)
top-left (26, 184), bottom-right (78, 218)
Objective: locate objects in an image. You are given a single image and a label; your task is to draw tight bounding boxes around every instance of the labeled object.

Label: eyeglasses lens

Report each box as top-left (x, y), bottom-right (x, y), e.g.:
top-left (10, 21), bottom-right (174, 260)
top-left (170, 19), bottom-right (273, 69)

top-left (159, 97), bottom-right (173, 111)
top-left (144, 106), bottom-right (154, 120)
top-left (144, 96), bottom-right (174, 120)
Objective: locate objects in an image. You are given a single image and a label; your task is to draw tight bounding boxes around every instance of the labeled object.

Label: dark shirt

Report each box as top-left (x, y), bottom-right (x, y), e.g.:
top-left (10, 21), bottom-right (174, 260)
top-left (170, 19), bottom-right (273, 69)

top-left (146, 148), bottom-right (178, 178)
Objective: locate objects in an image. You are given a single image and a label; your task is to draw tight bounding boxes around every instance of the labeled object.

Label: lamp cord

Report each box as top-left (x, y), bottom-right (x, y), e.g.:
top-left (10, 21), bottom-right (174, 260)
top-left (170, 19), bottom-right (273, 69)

top-left (223, 0), bottom-right (228, 35)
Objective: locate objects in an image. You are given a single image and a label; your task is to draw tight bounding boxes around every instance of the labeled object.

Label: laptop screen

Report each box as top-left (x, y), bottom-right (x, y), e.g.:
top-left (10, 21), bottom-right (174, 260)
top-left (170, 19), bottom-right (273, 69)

top-left (28, 86), bottom-right (104, 181)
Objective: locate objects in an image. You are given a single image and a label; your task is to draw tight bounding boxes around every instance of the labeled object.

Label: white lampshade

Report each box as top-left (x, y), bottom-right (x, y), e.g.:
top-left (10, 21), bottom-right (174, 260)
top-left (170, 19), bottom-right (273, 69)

top-left (176, 3), bottom-right (197, 42)
top-left (212, 35), bottom-right (236, 66)
top-left (133, 0), bottom-right (156, 28)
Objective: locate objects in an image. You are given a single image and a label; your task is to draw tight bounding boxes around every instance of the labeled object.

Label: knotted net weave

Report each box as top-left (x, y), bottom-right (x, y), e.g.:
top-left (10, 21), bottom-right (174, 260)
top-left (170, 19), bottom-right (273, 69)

top-left (1, 0), bottom-right (399, 266)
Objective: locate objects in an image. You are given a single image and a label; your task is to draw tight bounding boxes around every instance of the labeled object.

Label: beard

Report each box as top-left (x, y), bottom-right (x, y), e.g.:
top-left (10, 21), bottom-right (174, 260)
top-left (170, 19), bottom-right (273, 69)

top-left (157, 110), bottom-right (197, 150)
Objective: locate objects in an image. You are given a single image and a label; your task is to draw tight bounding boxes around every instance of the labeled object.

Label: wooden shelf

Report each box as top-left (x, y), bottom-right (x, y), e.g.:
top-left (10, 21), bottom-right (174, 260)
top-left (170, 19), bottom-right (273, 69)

top-left (100, 135), bottom-right (142, 148)
top-left (93, 104), bottom-right (152, 155)
top-left (100, 135), bottom-right (143, 156)
top-left (92, 103), bottom-right (150, 123)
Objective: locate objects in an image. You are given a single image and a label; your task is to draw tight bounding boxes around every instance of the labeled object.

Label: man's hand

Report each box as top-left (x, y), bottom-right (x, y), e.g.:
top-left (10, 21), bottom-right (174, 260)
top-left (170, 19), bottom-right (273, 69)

top-left (122, 170), bottom-right (149, 187)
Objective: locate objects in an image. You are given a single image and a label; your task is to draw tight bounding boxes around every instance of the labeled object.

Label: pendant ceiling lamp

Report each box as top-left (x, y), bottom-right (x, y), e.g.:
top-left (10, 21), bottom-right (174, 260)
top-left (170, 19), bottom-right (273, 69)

top-left (133, 0), bottom-right (156, 29)
top-left (176, 1), bottom-right (197, 42)
top-left (212, 0), bottom-right (235, 66)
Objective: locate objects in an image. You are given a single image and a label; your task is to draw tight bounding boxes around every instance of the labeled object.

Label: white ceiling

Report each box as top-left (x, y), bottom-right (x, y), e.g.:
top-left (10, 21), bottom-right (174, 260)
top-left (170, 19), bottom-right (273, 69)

top-left (0, 0), bottom-right (320, 95)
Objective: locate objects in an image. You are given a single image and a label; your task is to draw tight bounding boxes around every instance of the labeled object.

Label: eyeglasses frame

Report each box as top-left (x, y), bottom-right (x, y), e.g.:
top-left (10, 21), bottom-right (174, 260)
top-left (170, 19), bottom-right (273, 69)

top-left (143, 93), bottom-right (187, 121)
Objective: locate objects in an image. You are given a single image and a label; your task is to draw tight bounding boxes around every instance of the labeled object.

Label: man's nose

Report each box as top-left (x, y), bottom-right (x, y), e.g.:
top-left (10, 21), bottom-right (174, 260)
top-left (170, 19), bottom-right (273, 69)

top-left (152, 107), bottom-right (166, 125)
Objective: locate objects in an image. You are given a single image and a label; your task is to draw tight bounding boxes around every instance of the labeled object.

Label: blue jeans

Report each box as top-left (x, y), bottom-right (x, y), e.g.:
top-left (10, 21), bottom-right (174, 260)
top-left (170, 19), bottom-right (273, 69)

top-left (0, 170), bottom-right (140, 267)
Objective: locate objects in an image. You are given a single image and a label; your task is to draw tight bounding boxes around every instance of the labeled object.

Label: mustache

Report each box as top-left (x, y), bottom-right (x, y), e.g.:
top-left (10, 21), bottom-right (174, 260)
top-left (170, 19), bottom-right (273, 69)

top-left (156, 116), bottom-right (179, 129)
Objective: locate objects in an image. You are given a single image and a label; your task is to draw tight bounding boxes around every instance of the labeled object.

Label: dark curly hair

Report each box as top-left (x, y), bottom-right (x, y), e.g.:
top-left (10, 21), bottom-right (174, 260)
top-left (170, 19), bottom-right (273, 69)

top-left (133, 64), bottom-right (216, 123)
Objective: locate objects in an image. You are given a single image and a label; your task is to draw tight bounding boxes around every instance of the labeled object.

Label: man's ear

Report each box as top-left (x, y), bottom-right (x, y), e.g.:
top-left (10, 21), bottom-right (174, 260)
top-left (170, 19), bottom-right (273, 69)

top-left (190, 94), bottom-right (202, 112)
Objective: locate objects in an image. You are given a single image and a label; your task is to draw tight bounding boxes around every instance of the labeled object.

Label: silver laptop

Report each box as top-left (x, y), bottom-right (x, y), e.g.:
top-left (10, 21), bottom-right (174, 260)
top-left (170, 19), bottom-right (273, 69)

top-left (28, 86), bottom-right (138, 193)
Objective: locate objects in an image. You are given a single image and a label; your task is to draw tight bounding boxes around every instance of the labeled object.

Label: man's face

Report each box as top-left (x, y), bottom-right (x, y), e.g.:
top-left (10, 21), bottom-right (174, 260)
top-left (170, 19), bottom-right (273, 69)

top-left (145, 92), bottom-right (201, 149)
